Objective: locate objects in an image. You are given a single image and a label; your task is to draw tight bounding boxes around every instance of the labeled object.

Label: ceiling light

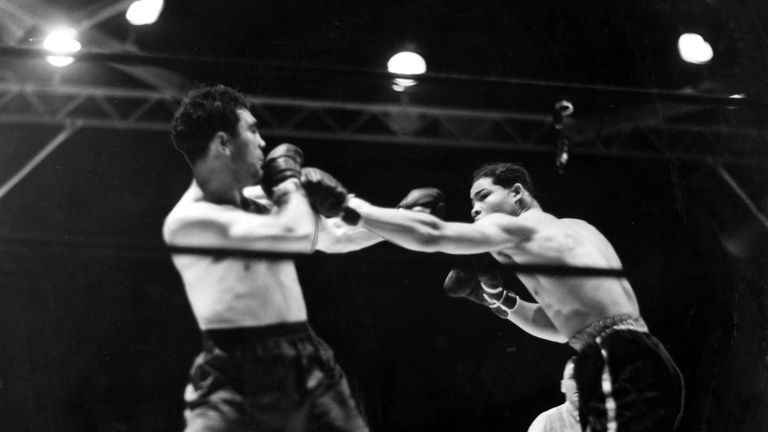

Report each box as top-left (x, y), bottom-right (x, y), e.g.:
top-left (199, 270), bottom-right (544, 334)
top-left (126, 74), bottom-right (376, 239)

top-left (43, 28), bottom-right (82, 67)
top-left (727, 93), bottom-right (746, 110)
top-left (678, 33), bottom-right (713, 65)
top-left (126, 0), bottom-right (164, 26)
top-left (387, 51), bottom-right (427, 75)
top-left (387, 51), bottom-right (427, 92)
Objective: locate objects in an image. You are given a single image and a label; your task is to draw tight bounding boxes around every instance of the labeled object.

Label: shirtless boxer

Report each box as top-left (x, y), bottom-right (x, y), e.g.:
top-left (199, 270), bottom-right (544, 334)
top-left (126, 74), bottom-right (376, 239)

top-left (345, 162), bottom-right (685, 432)
top-left (163, 84), bottom-right (383, 432)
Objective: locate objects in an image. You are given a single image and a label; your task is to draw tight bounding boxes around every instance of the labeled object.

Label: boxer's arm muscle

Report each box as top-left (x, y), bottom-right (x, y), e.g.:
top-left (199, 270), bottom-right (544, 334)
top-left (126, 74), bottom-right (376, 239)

top-left (314, 216), bottom-right (384, 253)
top-left (349, 198), bottom-right (535, 254)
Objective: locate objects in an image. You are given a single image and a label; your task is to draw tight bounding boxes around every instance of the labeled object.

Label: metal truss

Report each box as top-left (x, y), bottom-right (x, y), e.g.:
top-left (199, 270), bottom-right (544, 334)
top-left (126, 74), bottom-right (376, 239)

top-left (1, 80), bottom-right (767, 167)
top-left (0, 78), bottom-right (766, 234)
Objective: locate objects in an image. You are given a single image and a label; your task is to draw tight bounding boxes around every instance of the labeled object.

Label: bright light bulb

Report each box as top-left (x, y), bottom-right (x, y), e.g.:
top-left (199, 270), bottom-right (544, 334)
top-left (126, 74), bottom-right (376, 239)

top-left (387, 51), bottom-right (427, 75)
top-left (43, 28), bottom-right (81, 67)
top-left (43, 28), bottom-right (81, 53)
top-left (726, 93), bottom-right (746, 110)
top-left (393, 78), bottom-right (417, 87)
top-left (46, 56), bottom-right (76, 67)
top-left (126, 0), bottom-right (164, 25)
top-left (678, 33), bottom-right (713, 65)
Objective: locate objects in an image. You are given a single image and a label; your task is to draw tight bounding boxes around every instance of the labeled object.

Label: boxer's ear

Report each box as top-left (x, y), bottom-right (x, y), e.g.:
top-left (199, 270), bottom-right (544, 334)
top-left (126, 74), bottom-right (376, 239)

top-left (510, 183), bottom-right (524, 201)
top-left (214, 131), bottom-right (231, 155)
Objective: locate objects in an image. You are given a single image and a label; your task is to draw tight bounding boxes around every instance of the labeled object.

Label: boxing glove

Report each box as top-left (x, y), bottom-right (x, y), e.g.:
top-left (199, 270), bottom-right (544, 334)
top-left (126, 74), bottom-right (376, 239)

top-left (261, 143), bottom-right (303, 198)
top-left (300, 167), bottom-right (350, 218)
top-left (396, 187), bottom-right (446, 219)
top-left (444, 257), bottom-right (519, 320)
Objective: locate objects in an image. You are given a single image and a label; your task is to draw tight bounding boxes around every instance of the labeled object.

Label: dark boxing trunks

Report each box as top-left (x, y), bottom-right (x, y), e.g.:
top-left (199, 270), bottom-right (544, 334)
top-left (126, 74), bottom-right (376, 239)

top-left (183, 322), bottom-right (368, 432)
top-left (568, 315), bottom-right (685, 432)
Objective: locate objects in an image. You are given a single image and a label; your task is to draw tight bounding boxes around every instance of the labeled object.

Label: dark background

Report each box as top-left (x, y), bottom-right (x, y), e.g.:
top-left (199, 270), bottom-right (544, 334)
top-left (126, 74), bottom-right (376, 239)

top-left (1, 1), bottom-right (768, 431)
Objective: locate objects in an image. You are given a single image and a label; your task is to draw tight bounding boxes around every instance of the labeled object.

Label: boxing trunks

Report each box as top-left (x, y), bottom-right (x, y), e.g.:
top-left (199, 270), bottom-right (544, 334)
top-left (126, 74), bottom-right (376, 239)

top-left (568, 315), bottom-right (684, 432)
top-left (183, 322), bottom-right (368, 432)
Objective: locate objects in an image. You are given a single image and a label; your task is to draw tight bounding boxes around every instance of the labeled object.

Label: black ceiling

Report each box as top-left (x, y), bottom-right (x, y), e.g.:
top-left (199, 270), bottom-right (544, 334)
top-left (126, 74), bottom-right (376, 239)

top-left (3, 0), bottom-right (757, 92)
top-left (97, 0), bottom-right (728, 86)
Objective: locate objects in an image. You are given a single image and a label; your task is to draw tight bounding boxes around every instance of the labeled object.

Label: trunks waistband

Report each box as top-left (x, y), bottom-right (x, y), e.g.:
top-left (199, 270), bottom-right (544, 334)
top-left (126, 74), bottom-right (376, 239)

top-left (201, 321), bottom-right (312, 352)
top-left (568, 314), bottom-right (648, 352)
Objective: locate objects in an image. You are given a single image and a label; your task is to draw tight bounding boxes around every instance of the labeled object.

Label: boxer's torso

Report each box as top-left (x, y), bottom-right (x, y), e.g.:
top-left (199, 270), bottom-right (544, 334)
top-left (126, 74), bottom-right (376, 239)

top-left (164, 183), bottom-right (308, 330)
top-left (492, 212), bottom-right (639, 338)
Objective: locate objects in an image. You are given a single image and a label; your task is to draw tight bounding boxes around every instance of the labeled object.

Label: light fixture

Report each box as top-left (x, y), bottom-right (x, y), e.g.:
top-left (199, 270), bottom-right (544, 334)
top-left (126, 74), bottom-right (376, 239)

top-left (727, 93), bottom-right (746, 110)
top-left (553, 100), bottom-right (574, 174)
top-left (678, 33), bottom-right (713, 65)
top-left (555, 136), bottom-right (571, 174)
top-left (387, 51), bottom-right (426, 92)
top-left (43, 28), bottom-right (82, 67)
top-left (126, 0), bottom-right (164, 26)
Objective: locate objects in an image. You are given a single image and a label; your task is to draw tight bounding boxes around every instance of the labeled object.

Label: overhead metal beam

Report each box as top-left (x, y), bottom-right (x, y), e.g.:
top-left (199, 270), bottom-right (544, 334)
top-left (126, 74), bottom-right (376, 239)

top-left (0, 80), bottom-right (767, 166)
top-left (714, 165), bottom-right (768, 230)
top-left (0, 1), bottom-right (189, 95)
top-left (0, 123), bottom-right (79, 200)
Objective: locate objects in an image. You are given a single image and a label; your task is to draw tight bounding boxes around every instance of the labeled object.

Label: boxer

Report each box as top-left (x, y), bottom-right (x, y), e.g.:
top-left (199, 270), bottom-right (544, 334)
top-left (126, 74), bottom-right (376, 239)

top-left (345, 162), bottom-right (685, 432)
top-left (165, 84), bottom-right (374, 432)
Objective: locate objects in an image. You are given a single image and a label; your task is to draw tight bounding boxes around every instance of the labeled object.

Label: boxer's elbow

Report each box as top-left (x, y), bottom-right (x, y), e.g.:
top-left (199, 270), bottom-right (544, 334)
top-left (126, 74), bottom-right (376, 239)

top-left (519, 324), bottom-right (568, 344)
top-left (547, 332), bottom-right (569, 344)
top-left (285, 224), bottom-right (315, 245)
top-left (278, 211), bottom-right (317, 242)
top-left (285, 218), bottom-right (317, 246)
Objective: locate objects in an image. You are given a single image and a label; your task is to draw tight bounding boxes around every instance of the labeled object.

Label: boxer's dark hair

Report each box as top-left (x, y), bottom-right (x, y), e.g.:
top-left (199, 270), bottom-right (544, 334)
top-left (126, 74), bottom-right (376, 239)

top-left (472, 162), bottom-right (535, 196)
top-left (171, 84), bottom-right (250, 165)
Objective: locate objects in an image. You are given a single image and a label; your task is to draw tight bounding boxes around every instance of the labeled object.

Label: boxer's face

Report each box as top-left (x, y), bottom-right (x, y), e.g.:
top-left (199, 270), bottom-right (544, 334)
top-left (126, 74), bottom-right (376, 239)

top-left (470, 177), bottom-right (519, 221)
top-left (229, 108), bottom-right (266, 186)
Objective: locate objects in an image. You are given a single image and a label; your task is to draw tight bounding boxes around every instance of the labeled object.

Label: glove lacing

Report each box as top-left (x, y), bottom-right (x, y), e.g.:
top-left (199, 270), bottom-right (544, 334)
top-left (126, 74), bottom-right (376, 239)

top-left (481, 283), bottom-right (518, 320)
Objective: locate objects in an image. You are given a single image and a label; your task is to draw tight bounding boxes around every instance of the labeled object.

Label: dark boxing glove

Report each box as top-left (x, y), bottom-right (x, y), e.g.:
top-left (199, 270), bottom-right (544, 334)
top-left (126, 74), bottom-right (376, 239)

top-left (300, 167), bottom-right (350, 218)
top-left (261, 143), bottom-right (303, 198)
top-left (443, 257), bottom-right (519, 320)
top-left (396, 187), bottom-right (446, 219)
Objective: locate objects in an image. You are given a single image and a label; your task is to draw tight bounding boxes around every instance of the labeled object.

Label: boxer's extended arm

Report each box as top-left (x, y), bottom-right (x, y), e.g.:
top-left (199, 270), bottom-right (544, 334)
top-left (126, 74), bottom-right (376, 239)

top-left (315, 185), bottom-right (446, 253)
top-left (502, 296), bottom-right (567, 343)
top-left (314, 216), bottom-right (384, 253)
top-left (347, 197), bottom-right (536, 255)
top-left (244, 174), bottom-right (383, 253)
top-left (164, 179), bottom-right (317, 254)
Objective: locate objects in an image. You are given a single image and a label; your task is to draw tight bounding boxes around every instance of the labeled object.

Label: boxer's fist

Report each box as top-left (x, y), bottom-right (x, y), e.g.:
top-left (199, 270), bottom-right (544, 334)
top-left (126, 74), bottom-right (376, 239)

top-left (479, 275), bottom-right (519, 321)
top-left (443, 256), bottom-right (497, 303)
top-left (443, 257), bottom-right (518, 320)
top-left (396, 187), bottom-right (446, 219)
top-left (300, 167), bottom-right (350, 218)
top-left (262, 143), bottom-right (303, 198)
